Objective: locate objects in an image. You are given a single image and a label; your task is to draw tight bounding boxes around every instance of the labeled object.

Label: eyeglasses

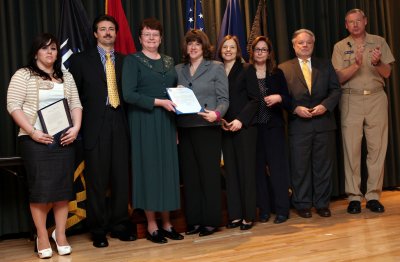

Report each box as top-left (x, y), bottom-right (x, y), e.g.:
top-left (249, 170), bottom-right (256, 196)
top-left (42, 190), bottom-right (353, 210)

top-left (141, 33), bottom-right (161, 38)
top-left (254, 48), bottom-right (269, 53)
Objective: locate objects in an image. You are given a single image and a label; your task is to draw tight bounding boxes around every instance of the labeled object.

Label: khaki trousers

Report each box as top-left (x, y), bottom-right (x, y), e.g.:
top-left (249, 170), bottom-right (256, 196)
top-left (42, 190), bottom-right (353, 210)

top-left (340, 90), bottom-right (388, 202)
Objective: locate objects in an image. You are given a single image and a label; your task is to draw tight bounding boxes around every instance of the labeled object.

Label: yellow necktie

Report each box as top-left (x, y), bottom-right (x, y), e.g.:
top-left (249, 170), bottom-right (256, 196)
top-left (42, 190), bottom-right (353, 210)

top-left (301, 59), bottom-right (312, 94)
top-left (105, 53), bottom-right (120, 108)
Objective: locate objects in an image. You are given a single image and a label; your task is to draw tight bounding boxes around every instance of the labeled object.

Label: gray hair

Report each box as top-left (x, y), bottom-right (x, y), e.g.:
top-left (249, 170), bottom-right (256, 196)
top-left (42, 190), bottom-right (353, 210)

top-left (345, 9), bottom-right (366, 21)
top-left (291, 29), bottom-right (315, 44)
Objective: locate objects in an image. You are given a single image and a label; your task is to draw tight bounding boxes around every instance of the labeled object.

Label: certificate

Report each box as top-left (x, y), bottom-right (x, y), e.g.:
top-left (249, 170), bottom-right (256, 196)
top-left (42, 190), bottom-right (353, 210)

top-left (166, 87), bottom-right (203, 114)
top-left (37, 98), bottom-right (73, 136)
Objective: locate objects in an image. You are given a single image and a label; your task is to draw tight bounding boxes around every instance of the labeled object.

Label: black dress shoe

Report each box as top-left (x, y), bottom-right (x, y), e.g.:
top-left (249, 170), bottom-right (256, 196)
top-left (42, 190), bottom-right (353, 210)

top-left (274, 214), bottom-right (288, 224)
top-left (185, 225), bottom-right (201, 235)
top-left (347, 201), bottom-right (361, 214)
top-left (226, 219), bottom-right (242, 229)
top-left (366, 200), bottom-right (385, 213)
top-left (160, 227), bottom-right (184, 240)
top-left (110, 230), bottom-right (137, 241)
top-left (92, 234), bottom-right (108, 248)
top-left (199, 226), bottom-right (217, 237)
top-left (259, 213), bottom-right (270, 223)
top-left (146, 230), bottom-right (168, 244)
top-left (240, 222), bottom-right (253, 230)
top-left (297, 208), bottom-right (312, 218)
top-left (316, 208), bottom-right (331, 217)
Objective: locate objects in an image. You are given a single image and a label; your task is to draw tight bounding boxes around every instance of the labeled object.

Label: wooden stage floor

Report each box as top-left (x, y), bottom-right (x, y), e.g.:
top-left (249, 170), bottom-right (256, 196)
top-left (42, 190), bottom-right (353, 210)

top-left (1, 190), bottom-right (400, 262)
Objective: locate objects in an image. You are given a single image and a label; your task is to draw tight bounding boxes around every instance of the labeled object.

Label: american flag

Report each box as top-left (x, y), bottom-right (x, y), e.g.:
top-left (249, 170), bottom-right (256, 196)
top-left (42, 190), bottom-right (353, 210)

top-left (186, 0), bottom-right (205, 32)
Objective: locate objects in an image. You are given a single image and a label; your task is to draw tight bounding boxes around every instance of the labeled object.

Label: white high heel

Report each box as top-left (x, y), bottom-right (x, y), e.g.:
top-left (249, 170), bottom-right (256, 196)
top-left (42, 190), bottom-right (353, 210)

top-left (51, 230), bottom-right (72, 256)
top-left (35, 237), bottom-right (53, 259)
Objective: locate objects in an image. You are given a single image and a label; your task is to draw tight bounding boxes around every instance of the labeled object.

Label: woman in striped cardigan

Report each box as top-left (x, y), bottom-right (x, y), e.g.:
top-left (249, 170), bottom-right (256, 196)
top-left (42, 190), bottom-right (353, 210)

top-left (7, 33), bottom-right (82, 259)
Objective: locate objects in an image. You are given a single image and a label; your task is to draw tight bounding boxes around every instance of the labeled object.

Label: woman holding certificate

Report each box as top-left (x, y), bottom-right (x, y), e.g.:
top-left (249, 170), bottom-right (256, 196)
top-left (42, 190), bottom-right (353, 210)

top-left (175, 30), bottom-right (229, 237)
top-left (122, 18), bottom-right (183, 244)
top-left (7, 33), bottom-right (82, 258)
top-left (217, 35), bottom-right (259, 230)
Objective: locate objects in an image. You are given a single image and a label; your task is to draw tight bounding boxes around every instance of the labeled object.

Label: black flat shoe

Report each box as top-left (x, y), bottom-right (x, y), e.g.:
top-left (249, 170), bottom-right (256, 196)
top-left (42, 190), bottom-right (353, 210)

top-left (259, 213), bottom-right (270, 223)
top-left (199, 226), bottom-right (217, 237)
top-left (366, 200), bottom-right (385, 213)
top-left (226, 219), bottom-right (242, 229)
top-left (92, 234), bottom-right (108, 248)
top-left (347, 201), bottom-right (361, 214)
top-left (274, 214), bottom-right (288, 224)
top-left (146, 230), bottom-right (168, 244)
top-left (160, 227), bottom-right (184, 240)
top-left (185, 225), bottom-right (201, 235)
top-left (240, 222), bottom-right (253, 230)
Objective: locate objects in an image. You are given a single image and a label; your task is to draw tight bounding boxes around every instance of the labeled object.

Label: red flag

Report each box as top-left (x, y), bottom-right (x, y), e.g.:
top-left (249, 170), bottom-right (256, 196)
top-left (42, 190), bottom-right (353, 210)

top-left (105, 0), bottom-right (136, 54)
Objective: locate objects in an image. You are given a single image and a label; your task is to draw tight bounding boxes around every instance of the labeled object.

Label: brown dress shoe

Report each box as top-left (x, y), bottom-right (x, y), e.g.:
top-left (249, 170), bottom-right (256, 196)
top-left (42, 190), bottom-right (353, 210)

top-left (297, 208), bottom-right (312, 218)
top-left (316, 208), bottom-right (331, 217)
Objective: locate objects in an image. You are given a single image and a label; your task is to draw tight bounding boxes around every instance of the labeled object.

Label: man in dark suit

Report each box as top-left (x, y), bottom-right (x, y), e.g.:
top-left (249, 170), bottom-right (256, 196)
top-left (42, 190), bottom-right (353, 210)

top-left (279, 29), bottom-right (341, 218)
top-left (69, 14), bottom-right (136, 248)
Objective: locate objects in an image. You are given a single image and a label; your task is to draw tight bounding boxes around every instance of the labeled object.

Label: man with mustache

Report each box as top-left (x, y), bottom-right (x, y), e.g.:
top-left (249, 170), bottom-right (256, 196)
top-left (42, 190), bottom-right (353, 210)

top-left (69, 14), bottom-right (136, 248)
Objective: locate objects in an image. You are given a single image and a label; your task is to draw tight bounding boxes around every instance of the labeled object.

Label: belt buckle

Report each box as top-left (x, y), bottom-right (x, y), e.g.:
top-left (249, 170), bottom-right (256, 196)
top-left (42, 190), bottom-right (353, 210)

top-left (363, 90), bottom-right (371, 95)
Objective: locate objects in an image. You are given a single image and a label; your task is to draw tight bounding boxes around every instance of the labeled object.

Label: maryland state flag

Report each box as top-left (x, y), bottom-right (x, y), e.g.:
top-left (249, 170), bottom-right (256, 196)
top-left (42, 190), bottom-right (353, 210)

top-left (55, 0), bottom-right (94, 232)
top-left (105, 0), bottom-right (136, 55)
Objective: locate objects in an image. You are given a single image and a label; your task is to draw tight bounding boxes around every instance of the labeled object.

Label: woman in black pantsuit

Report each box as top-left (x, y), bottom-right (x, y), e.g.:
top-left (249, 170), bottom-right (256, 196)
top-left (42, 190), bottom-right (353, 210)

top-left (250, 36), bottom-right (291, 224)
top-left (218, 35), bottom-right (259, 230)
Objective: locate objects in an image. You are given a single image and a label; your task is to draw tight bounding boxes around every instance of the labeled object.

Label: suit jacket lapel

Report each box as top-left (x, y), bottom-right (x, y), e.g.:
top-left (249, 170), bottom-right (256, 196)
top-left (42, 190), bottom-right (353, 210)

top-left (181, 63), bottom-right (192, 86)
top-left (292, 58), bottom-right (308, 90)
top-left (310, 57), bottom-right (319, 89)
top-left (191, 59), bottom-right (210, 81)
top-left (90, 48), bottom-right (106, 83)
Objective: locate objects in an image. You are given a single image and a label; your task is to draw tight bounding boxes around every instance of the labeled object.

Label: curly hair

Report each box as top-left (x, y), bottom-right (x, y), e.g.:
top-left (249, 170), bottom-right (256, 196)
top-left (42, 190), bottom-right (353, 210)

top-left (181, 30), bottom-right (214, 63)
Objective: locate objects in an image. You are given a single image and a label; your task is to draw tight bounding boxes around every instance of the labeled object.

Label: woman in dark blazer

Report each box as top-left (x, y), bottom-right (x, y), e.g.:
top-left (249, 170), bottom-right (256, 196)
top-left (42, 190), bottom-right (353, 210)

top-left (175, 29), bottom-right (229, 237)
top-left (250, 36), bottom-right (292, 224)
top-left (217, 35), bottom-right (259, 230)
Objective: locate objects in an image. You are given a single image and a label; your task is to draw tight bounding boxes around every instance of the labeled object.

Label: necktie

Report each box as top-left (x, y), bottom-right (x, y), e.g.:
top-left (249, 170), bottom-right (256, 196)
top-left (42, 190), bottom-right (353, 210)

top-left (301, 59), bottom-right (312, 94)
top-left (105, 53), bottom-right (120, 108)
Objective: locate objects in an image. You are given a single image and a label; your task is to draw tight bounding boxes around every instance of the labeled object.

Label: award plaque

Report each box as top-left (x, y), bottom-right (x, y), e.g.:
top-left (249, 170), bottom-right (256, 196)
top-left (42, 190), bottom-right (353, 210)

top-left (37, 98), bottom-right (73, 136)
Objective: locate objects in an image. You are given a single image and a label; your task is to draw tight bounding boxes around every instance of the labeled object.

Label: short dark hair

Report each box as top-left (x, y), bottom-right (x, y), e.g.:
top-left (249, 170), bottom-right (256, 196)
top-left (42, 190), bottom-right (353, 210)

top-left (217, 35), bottom-right (242, 62)
top-left (345, 8), bottom-right (366, 20)
top-left (249, 36), bottom-right (277, 74)
top-left (181, 30), bottom-right (214, 63)
top-left (92, 14), bottom-right (119, 33)
top-left (26, 33), bottom-right (63, 81)
top-left (139, 17), bottom-right (163, 37)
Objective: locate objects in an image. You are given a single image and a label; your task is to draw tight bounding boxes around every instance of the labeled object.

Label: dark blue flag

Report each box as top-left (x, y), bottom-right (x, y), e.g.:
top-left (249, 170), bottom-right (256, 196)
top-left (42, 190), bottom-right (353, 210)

top-left (217, 0), bottom-right (247, 60)
top-left (58, 0), bottom-right (94, 70)
top-left (186, 0), bottom-right (205, 32)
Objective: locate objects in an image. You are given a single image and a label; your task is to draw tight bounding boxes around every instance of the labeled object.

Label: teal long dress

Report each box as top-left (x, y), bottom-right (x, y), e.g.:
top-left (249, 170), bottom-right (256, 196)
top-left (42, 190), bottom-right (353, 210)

top-left (122, 52), bottom-right (180, 211)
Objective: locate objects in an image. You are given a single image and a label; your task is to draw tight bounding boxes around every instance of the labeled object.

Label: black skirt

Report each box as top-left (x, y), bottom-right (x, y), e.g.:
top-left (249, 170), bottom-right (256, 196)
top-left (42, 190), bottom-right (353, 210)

top-left (19, 136), bottom-right (75, 203)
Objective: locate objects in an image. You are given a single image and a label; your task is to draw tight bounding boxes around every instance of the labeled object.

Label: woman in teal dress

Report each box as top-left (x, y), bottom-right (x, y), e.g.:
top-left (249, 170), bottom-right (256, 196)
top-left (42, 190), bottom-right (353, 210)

top-left (122, 18), bottom-right (183, 244)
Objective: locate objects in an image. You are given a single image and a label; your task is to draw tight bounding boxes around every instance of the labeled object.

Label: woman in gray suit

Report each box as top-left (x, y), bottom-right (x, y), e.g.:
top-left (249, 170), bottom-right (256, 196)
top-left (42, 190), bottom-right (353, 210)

top-left (175, 29), bottom-right (229, 237)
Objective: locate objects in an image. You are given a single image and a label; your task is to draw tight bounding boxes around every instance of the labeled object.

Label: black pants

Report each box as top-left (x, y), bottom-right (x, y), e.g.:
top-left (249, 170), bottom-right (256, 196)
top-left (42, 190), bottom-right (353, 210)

top-left (222, 126), bottom-right (257, 221)
top-left (179, 126), bottom-right (222, 227)
top-left (256, 125), bottom-right (290, 216)
top-left (289, 130), bottom-right (336, 209)
top-left (84, 107), bottom-right (130, 234)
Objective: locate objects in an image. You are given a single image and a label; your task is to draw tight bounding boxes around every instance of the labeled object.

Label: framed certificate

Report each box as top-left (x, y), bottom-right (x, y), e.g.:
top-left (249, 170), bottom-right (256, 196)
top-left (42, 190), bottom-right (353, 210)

top-left (37, 98), bottom-right (73, 136)
top-left (166, 87), bottom-right (203, 114)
